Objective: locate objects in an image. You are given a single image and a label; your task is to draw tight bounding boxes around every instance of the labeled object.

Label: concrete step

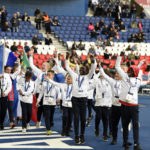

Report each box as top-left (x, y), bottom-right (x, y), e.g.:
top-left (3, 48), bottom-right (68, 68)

top-left (30, 18), bottom-right (68, 54)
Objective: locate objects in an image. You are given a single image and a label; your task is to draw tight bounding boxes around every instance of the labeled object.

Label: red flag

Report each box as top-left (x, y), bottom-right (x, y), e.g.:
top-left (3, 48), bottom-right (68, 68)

top-left (31, 95), bottom-right (38, 123)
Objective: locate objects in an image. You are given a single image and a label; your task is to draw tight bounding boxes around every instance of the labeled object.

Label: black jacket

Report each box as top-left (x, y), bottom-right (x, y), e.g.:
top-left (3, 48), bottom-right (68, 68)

top-left (45, 38), bottom-right (53, 45)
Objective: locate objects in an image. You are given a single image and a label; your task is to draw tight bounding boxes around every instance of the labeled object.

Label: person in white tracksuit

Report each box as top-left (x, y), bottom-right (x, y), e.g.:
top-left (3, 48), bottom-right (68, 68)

top-left (115, 56), bottom-right (150, 150)
top-left (65, 52), bottom-right (97, 144)
top-left (89, 71), bottom-right (112, 142)
top-left (37, 70), bottom-right (60, 135)
top-left (99, 66), bottom-right (122, 145)
top-left (17, 71), bottom-right (35, 133)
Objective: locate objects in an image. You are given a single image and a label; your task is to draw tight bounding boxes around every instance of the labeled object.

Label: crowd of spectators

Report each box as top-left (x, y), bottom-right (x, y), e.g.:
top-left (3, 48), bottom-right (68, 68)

top-left (87, 0), bottom-right (147, 42)
top-left (87, 19), bottom-right (126, 41)
top-left (89, 0), bottom-right (146, 19)
top-left (34, 8), bottom-right (61, 34)
top-left (0, 6), bottom-right (30, 32)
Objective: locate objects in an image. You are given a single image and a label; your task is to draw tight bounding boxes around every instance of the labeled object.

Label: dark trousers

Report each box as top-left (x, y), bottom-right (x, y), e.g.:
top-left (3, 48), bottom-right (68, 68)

top-left (8, 101), bottom-right (14, 122)
top-left (111, 105), bottom-right (122, 140)
top-left (43, 105), bottom-right (55, 130)
top-left (95, 106), bottom-right (109, 136)
top-left (21, 101), bottom-right (32, 129)
top-left (36, 19), bottom-right (41, 30)
top-left (45, 22), bottom-right (51, 34)
top-left (0, 97), bottom-right (8, 126)
top-left (50, 106), bottom-right (55, 126)
top-left (87, 99), bottom-right (93, 118)
top-left (108, 107), bottom-right (112, 134)
top-left (71, 97), bottom-right (87, 137)
top-left (36, 93), bottom-right (44, 122)
top-left (62, 106), bottom-right (73, 133)
top-left (121, 105), bottom-right (139, 145)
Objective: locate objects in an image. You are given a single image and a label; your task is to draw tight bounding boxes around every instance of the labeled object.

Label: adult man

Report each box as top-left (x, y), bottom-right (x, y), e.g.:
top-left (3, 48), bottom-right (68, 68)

top-left (0, 66), bottom-right (12, 129)
top-left (10, 13), bottom-right (20, 32)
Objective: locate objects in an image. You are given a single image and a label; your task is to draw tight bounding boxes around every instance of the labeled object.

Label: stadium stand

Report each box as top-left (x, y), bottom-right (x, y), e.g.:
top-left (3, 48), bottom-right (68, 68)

top-left (0, 13), bottom-right (44, 40)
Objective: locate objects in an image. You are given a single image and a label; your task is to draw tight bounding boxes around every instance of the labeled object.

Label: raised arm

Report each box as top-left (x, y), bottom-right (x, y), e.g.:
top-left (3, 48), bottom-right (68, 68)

top-left (138, 59), bottom-right (145, 68)
top-left (65, 52), bottom-right (77, 79)
top-left (54, 52), bottom-right (67, 76)
top-left (115, 56), bottom-right (128, 81)
top-left (75, 63), bottom-right (80, 74)
top-left (46, 78), bottom-right (62, 87)
top-left (87, 59), bottom-right (97, 79)
top-left (11, 63), bottom-right (21, 80)
top-left (99, 66), bottom-right (115, 86)
top-left (29, 55), bottom-right (42, 76)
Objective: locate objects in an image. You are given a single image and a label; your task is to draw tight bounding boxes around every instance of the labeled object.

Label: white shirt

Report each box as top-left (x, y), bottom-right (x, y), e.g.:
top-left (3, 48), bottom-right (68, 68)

top-left (100, 67), bottom-right (121, 106)
top-left (37, 80), bottom-right (60, 106)
top-left (88, 79), bottom-right (94, 100)
top-left (17, 77), bottom-right (35, 104)
top-left (47, 79), bottom-right (73, 108)
top-left (29, 56), bottom-right (47, 93)
top-left (115, 56), bottom-right (148, 105)
top-left (0, 73), bottom-right (12, 97)
top-left (66, 60), bottom-right (96, 98)
top-left (89, 77), bottom-right (112, 107)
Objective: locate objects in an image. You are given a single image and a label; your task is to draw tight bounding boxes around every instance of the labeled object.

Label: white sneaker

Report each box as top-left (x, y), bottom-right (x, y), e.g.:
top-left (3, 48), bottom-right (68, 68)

top-left (36, 122), bottom-right (41, 129)
top-left (26, 123), bottom-right (30, 129)
top-left (22, 128), bottom-right (26, 133)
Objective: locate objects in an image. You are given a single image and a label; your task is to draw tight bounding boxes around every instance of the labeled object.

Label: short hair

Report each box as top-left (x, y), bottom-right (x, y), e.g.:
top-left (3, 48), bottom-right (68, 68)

top-left (48, 70), bottom-right (55, 75)
top-left (65, 73), bottom-right (71, 79)
top-left (25, 71), bottom-right (32, 78)
top-left (4, 65), bottom-right (11, 70)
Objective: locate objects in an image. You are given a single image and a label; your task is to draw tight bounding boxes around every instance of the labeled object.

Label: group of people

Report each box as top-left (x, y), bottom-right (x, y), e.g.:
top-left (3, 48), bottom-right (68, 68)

top-left (87, 19), bottom-right (126, 40)
top-left (0, 6), bottom-right (30, 32)
top-left (34, 8), bottom-right (60, 33)
top-left (0, 45), bottom-right (150, 150)
top-left (89, 0), bottom-right (146, 19)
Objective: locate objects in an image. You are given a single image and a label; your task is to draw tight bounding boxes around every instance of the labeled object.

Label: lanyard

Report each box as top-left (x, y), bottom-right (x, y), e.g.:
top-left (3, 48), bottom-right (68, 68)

top-left (66, 84), bottom-right (72, 99)
top-left (41, 73), bottom-right (47, 82)
top-left (46, 82), bottom-right (53, 95)
top-left (128, 78), bottom-right (138, 94)
top-left (78, 76), bottom-right (84, 89)
top-left (114, 81), bottom-right (121, 97)
top-left (25, 81), bottom-right (30, 92)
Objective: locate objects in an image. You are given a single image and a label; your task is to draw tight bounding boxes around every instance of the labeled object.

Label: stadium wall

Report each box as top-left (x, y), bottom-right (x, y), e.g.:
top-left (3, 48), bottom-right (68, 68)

top-left (0, 0), bottom-right (88, 16)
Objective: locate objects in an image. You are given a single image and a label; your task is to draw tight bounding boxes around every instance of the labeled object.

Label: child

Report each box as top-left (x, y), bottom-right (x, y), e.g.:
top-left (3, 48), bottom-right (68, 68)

top-left (99, 66), bottom-right (122, 145)
top-left (29, 49), bottom-right (49, 128)
top-left (65, 52), bottom-right (96, 144)
top-left (46, 73), bottom-right (73, 136)
top-left (89, 72), bottom-right (112, 142)
top-left (115, 56), bottom-right (150, 150)
top-left (37, 70), bottom-right (60, 135)
top-left (17, 71), bottom-right (35, 133)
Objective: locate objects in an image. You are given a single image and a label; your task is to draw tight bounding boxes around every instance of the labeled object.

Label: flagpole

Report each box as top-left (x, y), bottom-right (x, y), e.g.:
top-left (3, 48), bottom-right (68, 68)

top-left (0, 37), bottom-right (6, 97)
top-left (2, 37), bottom-right (6, 73)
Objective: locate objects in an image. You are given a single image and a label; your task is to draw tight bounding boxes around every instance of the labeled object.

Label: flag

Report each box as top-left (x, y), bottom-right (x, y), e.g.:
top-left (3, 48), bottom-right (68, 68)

top-left (21, 52), bottom-right (38, 122)
top-left (21, 52), bottom-right (30, 70)
top-left (31, 95), bottom-right (38, 123)
top-left (0, 44), bottom-right (17, 74)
